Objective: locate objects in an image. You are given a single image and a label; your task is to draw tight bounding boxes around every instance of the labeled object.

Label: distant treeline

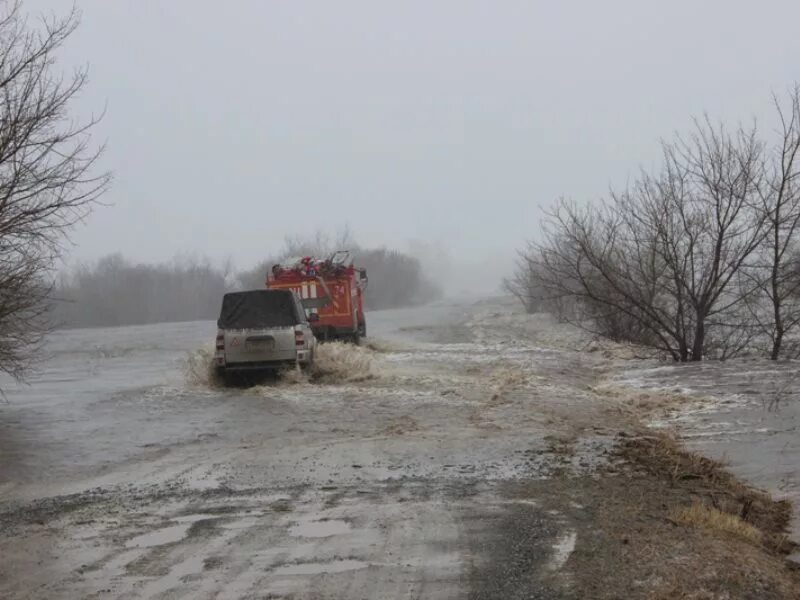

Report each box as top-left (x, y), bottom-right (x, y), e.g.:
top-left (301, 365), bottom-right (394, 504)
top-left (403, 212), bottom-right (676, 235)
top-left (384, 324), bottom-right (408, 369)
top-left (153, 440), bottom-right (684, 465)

top-left (54, 235), bottom-right (441, 328)
top-left (53, 255), bottom-right (230, 328)
top-left (238, 233), bottom-right (441, 311)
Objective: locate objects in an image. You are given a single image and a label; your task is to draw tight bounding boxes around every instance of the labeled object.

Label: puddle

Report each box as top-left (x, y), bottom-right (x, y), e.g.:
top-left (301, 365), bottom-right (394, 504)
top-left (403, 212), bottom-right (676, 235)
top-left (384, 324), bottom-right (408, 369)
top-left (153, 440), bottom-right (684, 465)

top-left (272, 559), bottom-right (368, 576)
top-left (139, 552), bottom-right (206, 597)
top-left (400, 552), bottom-right (462, 571)
top-left (289, 518), bottom-right (351, 538)
top-left (221, 516), bottom-right (262, 531)
top-left (100, 549), bottom-right (141, 575)
top-left (186, 474), bottom-right (223, 490)
top-left (548, 530), bottom-right (577, 571)
top-left (173, 513), bottom-right (224, 523)
top-left (125, 523), bottom-right (192, 548)
top-left (125, 512), bottom-right (231, 548)
top-left (512, 499), bottom-right (538, 507)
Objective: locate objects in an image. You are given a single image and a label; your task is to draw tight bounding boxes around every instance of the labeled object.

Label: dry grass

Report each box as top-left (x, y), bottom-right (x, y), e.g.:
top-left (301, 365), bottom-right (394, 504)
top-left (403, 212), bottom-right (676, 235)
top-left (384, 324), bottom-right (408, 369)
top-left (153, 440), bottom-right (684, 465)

top-left (507, 468), bottom-right (800, 599)
top-left (486, 365), bottom-right (534, 404)
top-left (584, 338), bottom-right (650, 360)
top-left (592, 383), bottom-right (697, 420)
top-left (618, 433), bottom-right (796, 555)
top-left (672, 502), bottom-right (762, 544)
top-left (619, 434), bottom-right (730, 483)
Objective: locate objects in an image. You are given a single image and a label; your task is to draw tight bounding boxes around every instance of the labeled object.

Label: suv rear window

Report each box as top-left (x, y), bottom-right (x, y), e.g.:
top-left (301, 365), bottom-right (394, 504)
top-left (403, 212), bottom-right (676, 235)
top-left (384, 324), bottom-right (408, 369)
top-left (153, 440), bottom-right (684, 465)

top-left (218, 290), bottom-right (299, 329)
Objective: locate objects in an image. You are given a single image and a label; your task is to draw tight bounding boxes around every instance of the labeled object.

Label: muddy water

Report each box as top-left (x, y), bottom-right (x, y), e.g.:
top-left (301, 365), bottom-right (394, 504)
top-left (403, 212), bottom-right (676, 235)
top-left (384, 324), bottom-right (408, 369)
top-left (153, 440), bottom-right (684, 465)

top-left (0, 302), bottom-right (466, 495)
top-left (0, 299), bottom-right (606, 599)
top-left (616, 360), bottom-right (800, 552)
top-left (3, 300), bottom-right (795, 597)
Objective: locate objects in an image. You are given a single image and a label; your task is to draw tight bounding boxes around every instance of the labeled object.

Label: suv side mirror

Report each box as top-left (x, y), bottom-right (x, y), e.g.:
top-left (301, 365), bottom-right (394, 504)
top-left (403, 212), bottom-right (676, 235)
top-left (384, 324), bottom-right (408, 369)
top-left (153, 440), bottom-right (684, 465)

top-left (308, 313), bottom-right (320, 323)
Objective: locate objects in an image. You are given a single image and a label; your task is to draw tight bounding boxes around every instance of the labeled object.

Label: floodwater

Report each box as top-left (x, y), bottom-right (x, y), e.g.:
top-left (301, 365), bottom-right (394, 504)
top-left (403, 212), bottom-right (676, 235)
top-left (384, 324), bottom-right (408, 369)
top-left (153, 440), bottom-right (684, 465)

top-left (0, 300), bottom-right (797, 597)
top-left (616, 359), bottom-right (800, 550)
top-left (0, 298), bottom-right (613, 599)
top-left (289, 518), bottom-right (351, 538)
top-left (0, 301), bottom-right (466, 497)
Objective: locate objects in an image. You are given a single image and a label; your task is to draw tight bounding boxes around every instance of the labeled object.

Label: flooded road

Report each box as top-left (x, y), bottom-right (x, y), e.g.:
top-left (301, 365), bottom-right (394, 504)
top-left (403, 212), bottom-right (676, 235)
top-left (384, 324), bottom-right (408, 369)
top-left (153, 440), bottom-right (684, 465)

top-left (0, 300), bottom-right (620, 599)
top-left (0, 302), bottom-right (481, 495)
top-left (1, 300), bottom-right (798, 598)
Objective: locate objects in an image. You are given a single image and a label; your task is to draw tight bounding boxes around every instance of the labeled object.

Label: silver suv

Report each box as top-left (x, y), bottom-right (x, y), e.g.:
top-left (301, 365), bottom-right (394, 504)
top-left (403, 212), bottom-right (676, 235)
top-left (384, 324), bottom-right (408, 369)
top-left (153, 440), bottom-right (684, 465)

top-left (214, 289), bottom-right (317, 382)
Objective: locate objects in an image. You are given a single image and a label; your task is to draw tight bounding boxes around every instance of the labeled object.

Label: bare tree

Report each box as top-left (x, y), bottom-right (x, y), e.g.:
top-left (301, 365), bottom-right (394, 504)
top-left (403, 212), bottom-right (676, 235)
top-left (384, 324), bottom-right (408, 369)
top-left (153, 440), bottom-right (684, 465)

top-left (525, 117), bottom-right (766, 361)
top-left (533, 198), bottom-right (682, 356)
top-left (503, 251), bottom-right (540, 314)
top-left (748, 86), bottom-right (800, 359)
top-left (654, 118), bottom-right (766, 360)
top-left (280, 226), bottom-right (356, 261)
top-left (0, 1), bottom-right (109, 378)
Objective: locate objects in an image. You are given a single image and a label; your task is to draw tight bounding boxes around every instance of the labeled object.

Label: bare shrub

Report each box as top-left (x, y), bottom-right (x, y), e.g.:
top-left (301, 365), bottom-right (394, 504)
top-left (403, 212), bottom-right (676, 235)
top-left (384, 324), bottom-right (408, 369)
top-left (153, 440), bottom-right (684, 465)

top-left (511, 87), bottom-right (800, 361)
top-left (514, 111), bottom-right (771, 360)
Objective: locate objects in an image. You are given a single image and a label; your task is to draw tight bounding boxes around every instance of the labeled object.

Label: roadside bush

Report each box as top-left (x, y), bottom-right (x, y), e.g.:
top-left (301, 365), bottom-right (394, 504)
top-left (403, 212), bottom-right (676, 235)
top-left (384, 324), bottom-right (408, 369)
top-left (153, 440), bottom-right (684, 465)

top-left (512, 87), bottom-right (800, 361)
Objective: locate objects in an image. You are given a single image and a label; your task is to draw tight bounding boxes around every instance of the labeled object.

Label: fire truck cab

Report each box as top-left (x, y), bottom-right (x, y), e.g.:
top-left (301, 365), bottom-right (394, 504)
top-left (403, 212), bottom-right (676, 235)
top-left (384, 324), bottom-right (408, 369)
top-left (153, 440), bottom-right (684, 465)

top-left (266, 251), bottom-right (367, 343)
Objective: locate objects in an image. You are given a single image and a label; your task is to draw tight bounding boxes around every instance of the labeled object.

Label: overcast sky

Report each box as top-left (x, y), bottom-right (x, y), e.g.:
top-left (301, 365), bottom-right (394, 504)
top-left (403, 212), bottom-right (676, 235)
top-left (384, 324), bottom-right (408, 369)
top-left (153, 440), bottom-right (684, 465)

top-left (31, 0), bottom-right (800, 280)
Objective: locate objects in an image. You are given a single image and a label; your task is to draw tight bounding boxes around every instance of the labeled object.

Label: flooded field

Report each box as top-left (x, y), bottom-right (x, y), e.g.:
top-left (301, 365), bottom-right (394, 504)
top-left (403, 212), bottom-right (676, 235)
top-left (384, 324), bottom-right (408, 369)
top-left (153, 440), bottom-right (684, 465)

top-left (615, 359), bottom-right (800, 554)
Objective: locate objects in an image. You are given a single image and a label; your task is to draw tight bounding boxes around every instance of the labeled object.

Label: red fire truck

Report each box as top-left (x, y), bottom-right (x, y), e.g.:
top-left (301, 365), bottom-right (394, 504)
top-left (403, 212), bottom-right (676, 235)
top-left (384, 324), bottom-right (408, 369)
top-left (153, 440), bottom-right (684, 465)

top-left (266, 251), bottom-right (368, 343)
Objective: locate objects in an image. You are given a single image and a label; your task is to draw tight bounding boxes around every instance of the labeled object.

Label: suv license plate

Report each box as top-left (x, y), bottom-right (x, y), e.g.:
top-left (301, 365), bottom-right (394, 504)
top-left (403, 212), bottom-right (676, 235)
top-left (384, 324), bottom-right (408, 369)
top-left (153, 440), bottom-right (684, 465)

top-left (246, 340), bottom-right (274, 352)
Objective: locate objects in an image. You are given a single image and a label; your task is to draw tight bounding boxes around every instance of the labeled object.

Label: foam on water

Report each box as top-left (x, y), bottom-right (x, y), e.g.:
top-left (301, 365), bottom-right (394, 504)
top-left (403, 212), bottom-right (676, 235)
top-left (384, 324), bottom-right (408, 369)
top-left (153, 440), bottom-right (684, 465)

top-left (310, 342), bottom-right (375, 383)
top-left (182, 340), bottom-right (380, 391)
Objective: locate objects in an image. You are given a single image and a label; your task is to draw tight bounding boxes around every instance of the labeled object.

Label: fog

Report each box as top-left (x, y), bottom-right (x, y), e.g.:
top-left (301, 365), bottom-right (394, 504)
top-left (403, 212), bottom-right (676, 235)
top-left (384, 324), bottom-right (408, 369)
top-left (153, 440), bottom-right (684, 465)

top-left (53, 233), bottom-right (444, 327)
top-left (28, 0), bottom-right (800, 295)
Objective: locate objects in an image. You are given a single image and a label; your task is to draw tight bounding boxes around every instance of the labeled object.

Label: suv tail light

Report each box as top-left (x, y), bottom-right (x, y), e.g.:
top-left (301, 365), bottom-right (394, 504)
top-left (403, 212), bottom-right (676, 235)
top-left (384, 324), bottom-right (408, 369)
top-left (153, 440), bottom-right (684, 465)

top-left (295, 329), bottom-right (304, 347)
top-left (216, 333), bottom-right (224, 350)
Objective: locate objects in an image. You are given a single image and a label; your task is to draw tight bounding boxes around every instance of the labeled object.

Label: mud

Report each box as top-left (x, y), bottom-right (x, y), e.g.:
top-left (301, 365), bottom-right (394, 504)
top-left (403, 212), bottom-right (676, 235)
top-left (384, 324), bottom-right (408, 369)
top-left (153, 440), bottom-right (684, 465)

top-left (0, 302), bottom-right (798, 598)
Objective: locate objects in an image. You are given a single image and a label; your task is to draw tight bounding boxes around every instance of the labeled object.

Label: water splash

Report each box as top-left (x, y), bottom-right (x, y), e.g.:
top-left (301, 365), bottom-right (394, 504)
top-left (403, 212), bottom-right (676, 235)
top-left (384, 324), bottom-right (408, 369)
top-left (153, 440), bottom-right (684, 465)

top-left (183, 346), bottom-right (223, 389)
top-left (182, 341), bottom-right (376, 389)
top-left (310, 342), bottom-right (375, 383)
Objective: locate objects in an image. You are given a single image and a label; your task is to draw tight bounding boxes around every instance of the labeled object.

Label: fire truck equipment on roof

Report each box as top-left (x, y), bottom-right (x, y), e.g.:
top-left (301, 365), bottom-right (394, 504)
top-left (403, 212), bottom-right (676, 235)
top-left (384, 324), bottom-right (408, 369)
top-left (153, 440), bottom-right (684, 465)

top-left (266, 250), bottom-right (367, 343)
